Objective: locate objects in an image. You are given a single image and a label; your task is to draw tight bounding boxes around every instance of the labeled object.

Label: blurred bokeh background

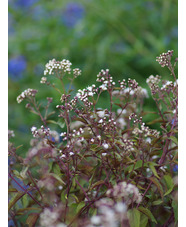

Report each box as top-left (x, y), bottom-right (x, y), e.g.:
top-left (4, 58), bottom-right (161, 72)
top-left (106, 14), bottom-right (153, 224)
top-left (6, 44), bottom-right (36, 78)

top-left (8, 0), bottom-right (178, 151)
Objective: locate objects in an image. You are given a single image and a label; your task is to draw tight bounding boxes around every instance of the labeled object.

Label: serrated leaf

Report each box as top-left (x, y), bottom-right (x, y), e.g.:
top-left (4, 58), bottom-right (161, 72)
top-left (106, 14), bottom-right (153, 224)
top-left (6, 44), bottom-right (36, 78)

top-left (76, 201), bottom-right (86, 213)
top-left (138, 206), bottom-right (157, 224)
top-left (26, 213), bottom-right (40, 227)
top-left (128, 208), bottom-right (141, 227)
top-left (8, 191), bottom-right (25, 211)
top-left (152, 200), bottom-right (163, 205)
top-left (149, 177), bottom-right (164, 198)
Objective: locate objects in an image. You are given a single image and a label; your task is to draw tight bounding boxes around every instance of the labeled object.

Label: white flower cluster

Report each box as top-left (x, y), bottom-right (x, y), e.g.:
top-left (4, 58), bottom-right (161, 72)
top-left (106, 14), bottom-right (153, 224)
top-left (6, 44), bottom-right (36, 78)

top-left (31, 125), bottom-right (51, 138)
top-left (96, 109), bottom-right (109, 118)
top-left (96, 69), bottom-right (115, 91)
top-left (156, 50), bottom-right (173, 67)
top-left (132, 122), bottom-right (160, 138)
top-left (161, 80), bottom-right (174, 91)
top-left (17, 88), bottom-right (38, 103)
top-left (146, 75), bottom-right (161, 86)
top-left (112, 86), bottom-right (148, 99)
top-left (106, 181), bottom-right (142, 205)
top-left (76, 85), bottom-right (96, 101)
top-left (44, 59), bottom-right (72, 76)
top-left (39, 207), bottom-right (66, 227)
top-left (8, 130), bottom-right (15, 139)
top-left (40, 76), bottom-right (47, 84)
top-left (73, 68), bottom-right (81, 77)
top-left (90, 198), bottom-right (127, 227)
top-left (60, 127), bottom-right (84, 141)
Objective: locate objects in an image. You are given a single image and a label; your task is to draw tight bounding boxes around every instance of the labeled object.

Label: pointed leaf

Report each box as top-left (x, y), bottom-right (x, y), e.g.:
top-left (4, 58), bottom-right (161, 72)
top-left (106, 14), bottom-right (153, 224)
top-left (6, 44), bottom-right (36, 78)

top-left (169, 136), bottom-right (178, 145)
top-left (138, 206), bottom-right (157, 224)
top-left (76, 201), bottom-right (86, 213)
top-left (152, 200), bottom-right (163, 206)
top-left (148, 163), bottom-right (160, 179)
top-left (149, 177), bottom-right (164, 198)
top-left (140, 213), bottom-right (148, 227)
top-left (26, 213), bottom-right (40, 227)
top-left (128, 208), bottom-right (141, 227)
top-left (8, 191), bottom-right (25, 211)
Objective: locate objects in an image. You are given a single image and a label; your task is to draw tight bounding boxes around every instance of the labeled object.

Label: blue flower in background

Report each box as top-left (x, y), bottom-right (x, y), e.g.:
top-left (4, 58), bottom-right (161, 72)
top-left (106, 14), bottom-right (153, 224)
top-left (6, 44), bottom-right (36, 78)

top-left (8, 219), bottom-right (16, 227)
top-left (8, 13), bottom-right (15, 36)
top-left (8, 56), bottom-right (27, 80)
top-left (171, 26), bottom-right (178, 38)
top-left (32, 5), bottom-right (48, 21)
top-left (9, 0), bottom-right (38, 9)
top-left (62, 2), bottom-right (85, 28)
top-left (173, 164), bottom-right (178, 172)
top-left (9, 175), bottom-right (29, 192)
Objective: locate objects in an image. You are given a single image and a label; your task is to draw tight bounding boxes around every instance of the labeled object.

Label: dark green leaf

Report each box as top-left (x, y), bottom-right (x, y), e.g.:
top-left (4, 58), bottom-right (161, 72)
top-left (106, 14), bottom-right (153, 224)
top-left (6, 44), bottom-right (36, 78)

top-left (172, 200), bottom-right (178, 222)
top-left (149, 177), bottom-right (164, 198)
top-left (138, 206), bottom-right (157, 224)
top-left (152, 200), bottom-right (163, 206)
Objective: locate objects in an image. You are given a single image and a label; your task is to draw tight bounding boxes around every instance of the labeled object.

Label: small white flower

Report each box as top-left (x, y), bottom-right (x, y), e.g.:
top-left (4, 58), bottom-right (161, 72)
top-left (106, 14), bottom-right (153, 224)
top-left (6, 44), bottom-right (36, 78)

top-left (103, 143), bottom-right (109, 149)
top-left (97, 135), bottom-right (101, 140)
top-left (69, 152), bottom-right (74, 156)
top-left (91, 216), bottom-right (101, 225)
top-left (98, 119), bottom-right (103, 124)
top-left (115, 202), bottom-right (127, 213)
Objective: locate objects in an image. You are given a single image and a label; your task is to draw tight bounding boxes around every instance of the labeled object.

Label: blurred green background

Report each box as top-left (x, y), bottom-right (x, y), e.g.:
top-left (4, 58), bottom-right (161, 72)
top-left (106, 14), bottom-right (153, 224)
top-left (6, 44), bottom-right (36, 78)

top-left (8, 0), bottom-right (178, 150)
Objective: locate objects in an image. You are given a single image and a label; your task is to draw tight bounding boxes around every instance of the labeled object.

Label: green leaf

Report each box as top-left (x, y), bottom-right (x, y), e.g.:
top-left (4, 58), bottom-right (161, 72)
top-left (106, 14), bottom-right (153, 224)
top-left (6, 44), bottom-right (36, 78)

top-left (8, 188), bottom-right (18, 193)
top-left (163, 174), bottom-right (174, 196)
top-left (147, 117), bottom-right (163, 125)
top-left (47, 119), bottom-right (65, 128)
top-left (48, 173), bottom-right (65, 185)
top-left (89, 207), bottom-right (97, 216)
top-left (172, 200), bottom-right (178, 222)
top-left (90, 180), bottom-right (105, 190)
top-left (76, 201), bottom-right (86, 213)
top-left (169, 136), bottom-right (178, 145)
top-left (128, 208), bottom-right (141, 227)
top-left (164, 187), bottom-right (174, 196)
top-left (138, 206), bottom-right (157, 224)
top-left (149, 177), bottom-right (164, 198)
top-left (148, 162), bottom-right (160, 179)
top-left (152, 200), bottom-right (163, 206)
top-left (164, 175), bottom-right (174, 190)
top-left (22, 194), bottom-right (29, 208)
top-left (53, 164), bottom-right (61, 175)
top-left (140, 213), bottom-right (148, 227)
top-left (26, 213), bottom-right (40, 227)
top-left (8, 191), bottom-right (25, 211)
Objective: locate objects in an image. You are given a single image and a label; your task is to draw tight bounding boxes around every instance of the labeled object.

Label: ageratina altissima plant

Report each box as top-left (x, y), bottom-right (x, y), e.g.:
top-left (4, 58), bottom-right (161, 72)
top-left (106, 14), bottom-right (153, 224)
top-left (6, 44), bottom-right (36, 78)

top-left (8, 52), bottom-right (178, 227)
